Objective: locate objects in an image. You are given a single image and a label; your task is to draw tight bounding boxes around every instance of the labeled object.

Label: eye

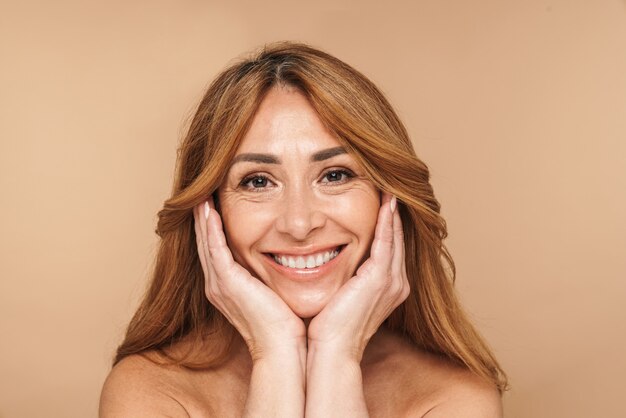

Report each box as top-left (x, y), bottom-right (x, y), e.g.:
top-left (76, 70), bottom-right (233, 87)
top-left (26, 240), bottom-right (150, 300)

top-left (320, 169), bottom-right (354, 184)
top-left (240, 174), bottom-right (274, 190)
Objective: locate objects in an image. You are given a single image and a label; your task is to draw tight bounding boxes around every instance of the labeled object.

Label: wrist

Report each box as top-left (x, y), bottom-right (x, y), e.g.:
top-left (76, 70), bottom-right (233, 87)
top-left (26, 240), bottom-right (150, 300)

top-left (252, 342), bottom-right (307, 373)
top-left (306, 342), bottom-right (363, 378)
top-left (245, 344), bottom-right (306, 417)
top-left (307, 339), bottom-right (364, 364)
top-left (305, 342), bottom-right (367, 416)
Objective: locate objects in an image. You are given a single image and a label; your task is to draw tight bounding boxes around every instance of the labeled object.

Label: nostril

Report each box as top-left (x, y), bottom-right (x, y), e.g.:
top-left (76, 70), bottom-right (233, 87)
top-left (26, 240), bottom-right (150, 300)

top-left (274, 202), bottom-right (327, 239)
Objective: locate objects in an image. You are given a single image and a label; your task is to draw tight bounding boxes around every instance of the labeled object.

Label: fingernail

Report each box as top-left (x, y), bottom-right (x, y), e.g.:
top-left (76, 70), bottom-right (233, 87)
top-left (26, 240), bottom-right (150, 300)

top-left (204, 201), bottom-right (210, 219)
top-left (390, 196), bottom-right (397, 213)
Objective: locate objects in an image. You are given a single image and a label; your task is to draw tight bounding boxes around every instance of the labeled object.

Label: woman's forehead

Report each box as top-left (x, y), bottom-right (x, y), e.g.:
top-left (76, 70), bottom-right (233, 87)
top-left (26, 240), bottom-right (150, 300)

top-left (236, 88), bottom-right (342, 155)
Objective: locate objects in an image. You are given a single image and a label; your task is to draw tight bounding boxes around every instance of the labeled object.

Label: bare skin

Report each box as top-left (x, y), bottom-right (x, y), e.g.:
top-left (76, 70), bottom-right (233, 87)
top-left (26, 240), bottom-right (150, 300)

top-left (101, 327), bottom-right (501, 417)
top-left (100, 87), bottom-right (502, 417)
top-left (101, 193), bottom-right (502, 418)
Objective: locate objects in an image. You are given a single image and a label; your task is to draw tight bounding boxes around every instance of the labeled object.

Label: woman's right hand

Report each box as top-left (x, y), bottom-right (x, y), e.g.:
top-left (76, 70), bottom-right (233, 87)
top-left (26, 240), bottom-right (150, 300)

top-left (193, 197), bottom-right (306, 362)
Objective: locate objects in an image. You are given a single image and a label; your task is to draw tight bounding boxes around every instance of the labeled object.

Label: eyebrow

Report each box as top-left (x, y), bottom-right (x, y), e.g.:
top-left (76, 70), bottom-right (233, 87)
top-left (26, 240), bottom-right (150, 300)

top-left (311, 146), bottom-right (347, 162)
top-left (230, 146), bottom-right (347, 166)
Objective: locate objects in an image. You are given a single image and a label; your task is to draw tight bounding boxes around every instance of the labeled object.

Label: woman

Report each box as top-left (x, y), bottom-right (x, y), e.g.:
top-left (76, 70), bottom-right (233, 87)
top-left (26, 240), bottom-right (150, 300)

top-left (100, 42), bottom-right (508, 417)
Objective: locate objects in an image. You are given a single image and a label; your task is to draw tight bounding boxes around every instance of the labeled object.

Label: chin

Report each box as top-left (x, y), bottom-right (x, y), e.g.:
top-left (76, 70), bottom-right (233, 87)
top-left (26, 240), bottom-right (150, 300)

top-left (292, 305), bottom-right (324, 320)
top-left (252, 245), bottom-right (356, 319)
top-left (280, 291), bottom-right (333, 319)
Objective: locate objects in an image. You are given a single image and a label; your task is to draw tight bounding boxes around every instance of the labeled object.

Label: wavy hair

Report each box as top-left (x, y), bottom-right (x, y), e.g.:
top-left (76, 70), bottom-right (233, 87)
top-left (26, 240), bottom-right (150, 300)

top-left (114, 41), bottom-right (508, 393)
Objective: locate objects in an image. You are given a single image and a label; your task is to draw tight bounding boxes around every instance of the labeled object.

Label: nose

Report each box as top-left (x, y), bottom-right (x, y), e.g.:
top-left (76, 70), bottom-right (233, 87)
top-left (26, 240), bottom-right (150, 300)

top-left (274, 186), bottom-right (327, 241)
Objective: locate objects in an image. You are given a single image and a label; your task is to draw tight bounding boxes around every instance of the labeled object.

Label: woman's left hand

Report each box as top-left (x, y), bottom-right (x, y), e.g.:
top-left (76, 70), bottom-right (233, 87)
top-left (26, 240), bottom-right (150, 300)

top-left (307, 192), bottom-right (410, 361)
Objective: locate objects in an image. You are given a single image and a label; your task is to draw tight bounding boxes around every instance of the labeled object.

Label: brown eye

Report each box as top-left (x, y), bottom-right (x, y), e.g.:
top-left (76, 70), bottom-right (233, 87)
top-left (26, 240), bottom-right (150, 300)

top-left (240, 175), bottom-right (273, 190)
top-left (321, 169), bottom-right (354, 184)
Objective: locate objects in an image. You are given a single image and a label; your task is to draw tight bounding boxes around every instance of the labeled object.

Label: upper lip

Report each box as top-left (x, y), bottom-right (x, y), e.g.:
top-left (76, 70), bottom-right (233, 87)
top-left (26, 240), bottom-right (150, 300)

top-left (264, 244), bottom-right (345, 257)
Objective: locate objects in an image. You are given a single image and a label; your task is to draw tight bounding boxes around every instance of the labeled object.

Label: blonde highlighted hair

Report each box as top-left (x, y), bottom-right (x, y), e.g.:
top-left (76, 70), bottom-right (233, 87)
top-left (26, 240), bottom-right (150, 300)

top-left (114, 41), bottom-right (508, 393)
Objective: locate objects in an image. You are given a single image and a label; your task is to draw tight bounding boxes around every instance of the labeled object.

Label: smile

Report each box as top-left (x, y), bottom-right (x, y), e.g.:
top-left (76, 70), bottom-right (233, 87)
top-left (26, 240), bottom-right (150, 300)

top-left (271, 247), bottom-right (341, 269)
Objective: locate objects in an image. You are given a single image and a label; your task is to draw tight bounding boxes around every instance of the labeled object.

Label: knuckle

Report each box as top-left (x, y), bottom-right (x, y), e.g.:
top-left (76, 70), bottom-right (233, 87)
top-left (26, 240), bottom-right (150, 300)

top-left (390, 281), bottom-right (403, 297)
top-left (396, 233), bottom-right (405, 246)
top-left (207, 241), bottom-right (219, 254)
top-left (379, 233), bottom-right (394, 245)
top-left (205, 283), bottom-right (219, 301)
top-left (381, 273), bottom-right (396, 291)
top-left (399, 280), bottom-right (410, 300)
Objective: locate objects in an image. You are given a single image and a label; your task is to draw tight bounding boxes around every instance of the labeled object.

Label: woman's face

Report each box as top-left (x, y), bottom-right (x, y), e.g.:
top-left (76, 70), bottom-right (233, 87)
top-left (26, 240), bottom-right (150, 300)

top-left (217, 86), bottom-right (380, 318)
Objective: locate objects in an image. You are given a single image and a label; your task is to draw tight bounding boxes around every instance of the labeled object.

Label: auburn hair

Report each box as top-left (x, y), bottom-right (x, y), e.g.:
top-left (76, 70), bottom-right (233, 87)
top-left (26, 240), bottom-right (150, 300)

top-left (114, 41), bottom-right (508, 392)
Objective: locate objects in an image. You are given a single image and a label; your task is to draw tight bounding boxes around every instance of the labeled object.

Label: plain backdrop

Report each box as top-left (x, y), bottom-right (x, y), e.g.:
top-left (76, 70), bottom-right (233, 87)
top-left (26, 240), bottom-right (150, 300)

top-left (1, 0), bottom-right (625, 417)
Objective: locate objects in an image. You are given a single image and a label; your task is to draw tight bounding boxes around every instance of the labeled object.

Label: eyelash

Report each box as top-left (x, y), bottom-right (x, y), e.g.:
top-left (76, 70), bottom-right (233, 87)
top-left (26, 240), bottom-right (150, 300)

top-left (239, 169), bottom-right (355, 191)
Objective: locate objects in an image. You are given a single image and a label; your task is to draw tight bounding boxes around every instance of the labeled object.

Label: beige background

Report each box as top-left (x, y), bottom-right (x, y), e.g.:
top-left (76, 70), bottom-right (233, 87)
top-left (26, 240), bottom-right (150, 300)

top-left (1, 0), bottom-right (625, 417)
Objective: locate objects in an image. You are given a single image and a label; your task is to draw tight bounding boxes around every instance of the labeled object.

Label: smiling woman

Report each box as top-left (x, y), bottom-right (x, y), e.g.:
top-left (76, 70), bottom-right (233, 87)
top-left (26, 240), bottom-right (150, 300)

top-left (217, 87), bottom-right (380, 319)
top-left (100, 42), bottom-right (508, 417)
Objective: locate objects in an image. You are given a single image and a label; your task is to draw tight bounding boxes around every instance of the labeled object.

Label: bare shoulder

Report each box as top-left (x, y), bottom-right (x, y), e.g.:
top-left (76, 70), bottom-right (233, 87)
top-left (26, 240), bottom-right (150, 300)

top-left (403, 349), bottom-right (503, 417)
top-left (363, 329), bottom-right (502, 417)
top-left (99, 353), bottom-right (193, 418)
top-left (418, 360), bottom-right (502, 417)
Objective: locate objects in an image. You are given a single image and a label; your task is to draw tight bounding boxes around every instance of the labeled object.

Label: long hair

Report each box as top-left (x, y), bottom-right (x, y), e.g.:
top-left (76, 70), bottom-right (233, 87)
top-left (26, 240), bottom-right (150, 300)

top-left (114, 41), bottom-right (508, 392)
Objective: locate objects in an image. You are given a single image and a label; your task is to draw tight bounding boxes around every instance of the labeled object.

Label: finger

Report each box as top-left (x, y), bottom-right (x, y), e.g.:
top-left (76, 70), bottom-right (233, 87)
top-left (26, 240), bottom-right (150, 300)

top-left (205, 202), bottom-right (238, 274)
top-left (391, 203), bottom-right (405, 278)
top-left (193, 205), bottom-right (209, 277)
top-left (197, 204), bottom-right (221, 286)
top-left (368, 192), bottom-right (395, 269)
top-left (391, 205), bottom-right (410, 301)
top-left (200, 200), bottom-right (219, 271)
top-left (195, 202), bottom-right (222, 301)
top-left (196, 201), bottom-right (210, 255)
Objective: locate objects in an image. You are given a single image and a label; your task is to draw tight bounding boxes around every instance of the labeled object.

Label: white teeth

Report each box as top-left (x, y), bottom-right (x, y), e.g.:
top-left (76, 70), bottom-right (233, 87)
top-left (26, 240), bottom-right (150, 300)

top-left (296, 256), bottom-right (306, 269)
top-left (272, 247), bottom-right (341, 269)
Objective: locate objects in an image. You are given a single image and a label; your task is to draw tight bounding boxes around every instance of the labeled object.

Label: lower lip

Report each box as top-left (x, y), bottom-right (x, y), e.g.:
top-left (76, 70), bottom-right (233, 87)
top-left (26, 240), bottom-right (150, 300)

top-left (263, 247), bottom-right (345, 281)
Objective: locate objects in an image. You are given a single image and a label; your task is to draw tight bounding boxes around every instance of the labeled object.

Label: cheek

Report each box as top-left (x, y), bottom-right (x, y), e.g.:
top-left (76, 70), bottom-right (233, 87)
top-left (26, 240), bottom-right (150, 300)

top-left (218, 186), bottom-right (380, 251)
top-left (218, 195), bottom-right (273, 263)
top-left (325, 188), bottom-right (380, 240)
